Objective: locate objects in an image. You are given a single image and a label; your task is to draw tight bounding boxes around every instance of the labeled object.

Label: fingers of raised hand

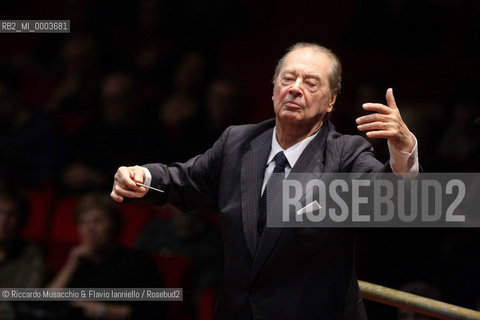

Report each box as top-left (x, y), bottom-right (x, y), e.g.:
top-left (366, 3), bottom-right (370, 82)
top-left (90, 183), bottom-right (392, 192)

top-left (361, 118), bottom-right (408, 141)
top-left (356, 109), bottom-right (405, 139)
top-left (356, 111), bottom-right (389, 126)
top-left (361, 103), bottom-right (392, 115)
top-left (385, 88), bottom-right (398, 109)
top-left (357, 121), bottom-right (388, 132)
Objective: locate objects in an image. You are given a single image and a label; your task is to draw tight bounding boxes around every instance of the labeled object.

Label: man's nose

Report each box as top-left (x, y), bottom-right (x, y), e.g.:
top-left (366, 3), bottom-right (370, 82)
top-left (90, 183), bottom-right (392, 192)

top-left (288, 80), bottom-right (303, 97)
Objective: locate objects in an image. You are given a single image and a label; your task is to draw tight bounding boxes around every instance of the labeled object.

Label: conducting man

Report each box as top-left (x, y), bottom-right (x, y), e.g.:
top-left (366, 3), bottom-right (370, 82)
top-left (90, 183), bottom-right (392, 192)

top-left (111, 42), bottom-right (418, 320)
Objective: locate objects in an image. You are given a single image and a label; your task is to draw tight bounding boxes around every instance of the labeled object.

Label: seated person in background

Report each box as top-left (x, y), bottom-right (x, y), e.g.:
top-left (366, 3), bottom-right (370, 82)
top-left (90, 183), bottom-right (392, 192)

top-left (194, 76), bottom-right (244, 150)
top-left (47, 35), bottom-right (100, 115)
top-left (0, 65), bottom-right (59, 189)
top-left (0, 183), bottom-right (47, 319)
top-left (61, 72), bottom-right (152, 193)
top-left (49, 192), bottom-right (163, 320)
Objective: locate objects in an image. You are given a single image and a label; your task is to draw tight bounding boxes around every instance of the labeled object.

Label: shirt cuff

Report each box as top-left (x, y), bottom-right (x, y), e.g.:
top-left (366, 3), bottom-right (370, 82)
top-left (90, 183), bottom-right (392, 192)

top-left (388, 133), bottom-right (419, 179)
top-left (137, 166), bottom-right (152, 190)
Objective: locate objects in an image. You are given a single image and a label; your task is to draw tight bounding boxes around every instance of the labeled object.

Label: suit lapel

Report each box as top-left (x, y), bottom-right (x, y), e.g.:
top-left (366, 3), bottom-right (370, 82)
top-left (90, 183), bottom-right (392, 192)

top-left (290, 123), bottom-right (328, 175)
top-left (241, 128), bottom-right (273, 259)
top-left (250, 123), bottom-right (329, 281)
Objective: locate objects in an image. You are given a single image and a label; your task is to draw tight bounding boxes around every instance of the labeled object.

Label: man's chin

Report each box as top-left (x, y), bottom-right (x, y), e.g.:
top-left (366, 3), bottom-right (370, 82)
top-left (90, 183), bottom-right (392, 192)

top-left (278, 110), bottom-right (303, 123)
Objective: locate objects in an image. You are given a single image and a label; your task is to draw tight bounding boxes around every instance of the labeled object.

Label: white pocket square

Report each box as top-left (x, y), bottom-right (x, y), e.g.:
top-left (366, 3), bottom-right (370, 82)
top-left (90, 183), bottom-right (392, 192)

top-left (296, 200), bottom-right (322, 216)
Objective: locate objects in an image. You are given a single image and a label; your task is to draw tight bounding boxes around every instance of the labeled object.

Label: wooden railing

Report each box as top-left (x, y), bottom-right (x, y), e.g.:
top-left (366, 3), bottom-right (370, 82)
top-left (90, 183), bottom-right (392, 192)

top-left (359, 280), bottom-right (480, 320)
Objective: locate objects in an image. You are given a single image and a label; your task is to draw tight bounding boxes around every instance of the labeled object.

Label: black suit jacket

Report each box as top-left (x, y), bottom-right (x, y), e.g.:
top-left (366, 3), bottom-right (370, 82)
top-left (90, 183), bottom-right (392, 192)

top-left (144, 119), bottom-right (387, 320)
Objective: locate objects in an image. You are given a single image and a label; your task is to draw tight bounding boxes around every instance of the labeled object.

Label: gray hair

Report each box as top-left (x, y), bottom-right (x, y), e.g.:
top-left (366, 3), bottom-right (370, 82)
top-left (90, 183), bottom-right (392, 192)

top-left (272, 42), bottom-right (342, 95)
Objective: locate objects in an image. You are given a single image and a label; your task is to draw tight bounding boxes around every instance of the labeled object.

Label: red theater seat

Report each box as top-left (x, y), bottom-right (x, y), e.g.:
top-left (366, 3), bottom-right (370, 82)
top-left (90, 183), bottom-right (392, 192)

top-left (150, 253), bottom-right (194, 319)
top-left (119, 203), bottom-right (155, 247)
top-left (48, 196), bottom-right (81, 244)
top-left (150, 254), bottom-right (193, 289)
top-left (197, 288), bottom-right (218, 320)
top-left (21, 185), bottom-right (56, 242)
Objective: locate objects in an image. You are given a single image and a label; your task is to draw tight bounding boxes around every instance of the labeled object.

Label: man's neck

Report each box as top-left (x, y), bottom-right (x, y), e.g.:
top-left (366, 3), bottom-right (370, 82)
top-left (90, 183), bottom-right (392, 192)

top-left (275, 119), bottom-right (323, 150)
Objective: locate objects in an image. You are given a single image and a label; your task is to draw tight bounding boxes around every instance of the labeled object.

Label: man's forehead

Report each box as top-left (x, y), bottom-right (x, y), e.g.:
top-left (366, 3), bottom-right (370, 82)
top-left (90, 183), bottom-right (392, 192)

top-left (281, 48), bottom-right (331, 74)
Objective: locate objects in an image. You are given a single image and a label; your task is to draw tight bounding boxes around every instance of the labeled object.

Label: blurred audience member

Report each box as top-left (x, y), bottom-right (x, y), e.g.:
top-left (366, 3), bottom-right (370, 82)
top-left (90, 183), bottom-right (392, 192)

top-left (135, 205), bottom-right (223, 313)
top-left (61, 71), bottom-right (152, 193)
top-left (156, 52), bottom-right (209, 162)
top-left (158, 94), bottom-right (199, 136)
top-left (136, 0), bottom-right (165, 41)
top-left (130, 0), bottom-right (178, 107)
top-left (172, 52), bottom-right (207, 97)
top-left (133, 40), bottom-right (174, 106)
top-left (397, 281), bottom-right (442, 320)
top-left (48, 35), bottom-right (99, 113)
top-left (0, 184), bottom-right (47, 319)
top-left (0, 64), bottom-right (59, 188)
top-left (48, 35), bottom-right (100, 136)
top-left (202, 76), bottom-right (243, 142)
top-left (49, 193), bottom-right (163, 319)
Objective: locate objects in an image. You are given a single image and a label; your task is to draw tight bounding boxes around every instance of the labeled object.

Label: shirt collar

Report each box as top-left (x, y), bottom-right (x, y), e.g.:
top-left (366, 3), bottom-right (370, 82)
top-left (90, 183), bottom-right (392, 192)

top-left (267, 127), bottom-right (320, 168)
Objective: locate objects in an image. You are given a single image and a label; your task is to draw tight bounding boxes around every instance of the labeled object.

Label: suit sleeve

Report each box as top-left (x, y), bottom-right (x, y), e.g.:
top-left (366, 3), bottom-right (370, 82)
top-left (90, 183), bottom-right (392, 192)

top-left (338, 135), bottom-right (391, 173)
top-left (141, 126), bottom-right (232, 211)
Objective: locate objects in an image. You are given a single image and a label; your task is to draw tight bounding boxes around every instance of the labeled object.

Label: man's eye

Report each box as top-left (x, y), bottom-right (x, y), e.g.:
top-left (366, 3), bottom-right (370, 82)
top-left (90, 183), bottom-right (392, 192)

top-left (282, 77), bottom-right (295, 83)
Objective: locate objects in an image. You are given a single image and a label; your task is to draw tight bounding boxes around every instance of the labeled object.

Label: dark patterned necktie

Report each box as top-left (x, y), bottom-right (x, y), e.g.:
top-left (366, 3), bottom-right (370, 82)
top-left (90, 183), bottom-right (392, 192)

top-left (257, 151), bottom-right (289, 246)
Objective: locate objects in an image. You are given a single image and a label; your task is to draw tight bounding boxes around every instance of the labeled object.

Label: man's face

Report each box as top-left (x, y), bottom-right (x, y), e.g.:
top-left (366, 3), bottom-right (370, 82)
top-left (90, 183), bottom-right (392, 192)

top-left (272, 48), bottom-right (336, 128)
top-left (102, 75), bottom-right (135, 125)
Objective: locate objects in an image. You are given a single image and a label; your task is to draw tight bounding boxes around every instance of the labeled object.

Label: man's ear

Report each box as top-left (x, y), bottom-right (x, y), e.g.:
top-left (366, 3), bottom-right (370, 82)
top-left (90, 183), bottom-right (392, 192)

top-left (327, 89), bottom-right (338, 112)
